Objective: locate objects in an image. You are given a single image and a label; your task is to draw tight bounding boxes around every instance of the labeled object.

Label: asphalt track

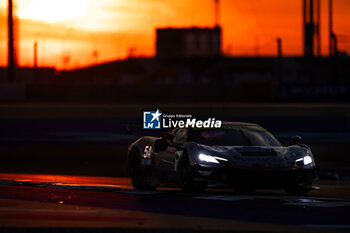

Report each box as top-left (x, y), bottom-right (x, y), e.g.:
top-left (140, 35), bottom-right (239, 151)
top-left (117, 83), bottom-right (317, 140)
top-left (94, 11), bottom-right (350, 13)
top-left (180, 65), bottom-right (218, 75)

top-left (0, 174), bottom-right (350, 233)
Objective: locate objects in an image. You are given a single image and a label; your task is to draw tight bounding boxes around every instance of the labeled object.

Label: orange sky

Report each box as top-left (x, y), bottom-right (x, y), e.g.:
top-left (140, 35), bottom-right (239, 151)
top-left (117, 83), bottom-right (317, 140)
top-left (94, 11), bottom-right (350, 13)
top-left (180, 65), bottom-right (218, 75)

top-left (0, 0), bottom-right (349, 70)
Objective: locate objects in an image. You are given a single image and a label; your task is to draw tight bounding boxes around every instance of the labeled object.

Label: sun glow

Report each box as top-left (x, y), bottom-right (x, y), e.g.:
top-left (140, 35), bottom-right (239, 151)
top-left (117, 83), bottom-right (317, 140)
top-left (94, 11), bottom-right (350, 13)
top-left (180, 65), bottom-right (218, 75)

top-left (17, 0), bottom-right (88, 23)
top-left (1, 0), bottom-right (349, 70)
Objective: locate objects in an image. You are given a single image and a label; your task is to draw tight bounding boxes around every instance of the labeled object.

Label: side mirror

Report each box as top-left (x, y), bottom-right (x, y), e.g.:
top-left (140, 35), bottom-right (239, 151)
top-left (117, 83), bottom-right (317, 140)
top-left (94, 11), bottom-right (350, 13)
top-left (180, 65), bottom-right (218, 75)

top-left (292, 136), bottom-right (302, 144)
top-left (154, 139), bottom-right (168, 153)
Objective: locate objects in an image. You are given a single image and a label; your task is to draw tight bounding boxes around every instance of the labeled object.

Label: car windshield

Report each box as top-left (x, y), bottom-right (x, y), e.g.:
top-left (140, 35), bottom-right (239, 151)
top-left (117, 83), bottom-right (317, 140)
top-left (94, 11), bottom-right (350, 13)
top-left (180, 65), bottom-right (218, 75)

top-left (188, 125), bottom-right (281, 147)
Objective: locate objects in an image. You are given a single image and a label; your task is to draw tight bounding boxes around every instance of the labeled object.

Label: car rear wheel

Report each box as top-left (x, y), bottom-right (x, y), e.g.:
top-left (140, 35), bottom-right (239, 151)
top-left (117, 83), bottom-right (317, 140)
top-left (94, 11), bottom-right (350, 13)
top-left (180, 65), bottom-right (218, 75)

top-left (178, 153), bottom-right (207, 192)
top-left (129, 148), bottom-right (155, 190)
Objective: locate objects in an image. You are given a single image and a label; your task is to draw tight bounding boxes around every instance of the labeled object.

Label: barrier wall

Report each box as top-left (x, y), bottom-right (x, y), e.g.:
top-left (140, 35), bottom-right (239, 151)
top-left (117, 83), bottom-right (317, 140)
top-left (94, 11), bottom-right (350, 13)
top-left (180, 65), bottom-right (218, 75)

top-left (23, 83), bottom-right (350, 103)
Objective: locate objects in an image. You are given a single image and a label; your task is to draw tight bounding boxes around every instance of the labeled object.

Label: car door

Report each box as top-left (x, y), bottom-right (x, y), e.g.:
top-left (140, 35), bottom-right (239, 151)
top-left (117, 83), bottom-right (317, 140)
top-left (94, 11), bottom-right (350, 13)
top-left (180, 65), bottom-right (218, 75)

top-left (156, 128), bottom-right (188, 182)
top-left (157, 146), bottom-right (177, 180)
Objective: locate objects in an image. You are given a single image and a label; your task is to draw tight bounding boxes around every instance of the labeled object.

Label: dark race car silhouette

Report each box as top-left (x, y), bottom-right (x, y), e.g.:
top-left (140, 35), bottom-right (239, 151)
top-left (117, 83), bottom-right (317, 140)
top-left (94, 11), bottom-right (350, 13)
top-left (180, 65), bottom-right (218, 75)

top-left (128, 122), bottom-right (316, 194)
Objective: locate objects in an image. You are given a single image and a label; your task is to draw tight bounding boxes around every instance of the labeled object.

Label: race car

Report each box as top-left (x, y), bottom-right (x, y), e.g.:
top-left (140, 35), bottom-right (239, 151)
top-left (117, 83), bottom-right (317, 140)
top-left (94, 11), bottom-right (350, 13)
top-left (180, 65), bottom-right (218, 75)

top-left (127, 122), bottom-right (316, 194)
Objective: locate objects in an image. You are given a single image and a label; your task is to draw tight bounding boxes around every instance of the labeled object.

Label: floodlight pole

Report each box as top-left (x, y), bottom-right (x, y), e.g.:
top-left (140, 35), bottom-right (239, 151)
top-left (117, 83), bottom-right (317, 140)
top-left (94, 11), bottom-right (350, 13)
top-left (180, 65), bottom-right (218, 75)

top-left (215, 0), bottom-right (220, 27)
top-left (8, 0), bottom-right (15, 82)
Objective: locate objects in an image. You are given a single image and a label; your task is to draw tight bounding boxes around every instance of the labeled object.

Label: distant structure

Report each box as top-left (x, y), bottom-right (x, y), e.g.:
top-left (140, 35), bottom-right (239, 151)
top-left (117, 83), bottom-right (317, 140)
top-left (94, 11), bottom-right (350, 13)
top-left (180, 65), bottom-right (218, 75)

top-left (34, 41), bottom-right (38, 81)
top-left (156, 0), bottom-right (222, 59)
top-left (303, 0), bottom-right (321, 58)
top-left (214, 0), bottom-right (220, 27)
top-left (156, 27), bottom-right (222, 58)
top-left (7, 0), bottom-right (19, 82)
top-left (329, 0), bottom-right (338, 57)
top-left (277, 38), bottom-right (282, 58)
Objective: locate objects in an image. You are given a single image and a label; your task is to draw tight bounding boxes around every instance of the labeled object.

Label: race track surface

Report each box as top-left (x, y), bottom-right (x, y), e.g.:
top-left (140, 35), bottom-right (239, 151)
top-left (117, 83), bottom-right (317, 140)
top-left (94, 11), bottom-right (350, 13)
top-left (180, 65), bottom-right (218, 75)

top-left (0, 173), bottom-right (349, 233)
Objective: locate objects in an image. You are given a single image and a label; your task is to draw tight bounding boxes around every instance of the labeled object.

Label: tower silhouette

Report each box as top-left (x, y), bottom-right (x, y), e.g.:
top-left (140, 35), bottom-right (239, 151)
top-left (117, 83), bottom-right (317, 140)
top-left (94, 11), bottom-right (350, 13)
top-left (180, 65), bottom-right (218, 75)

top-left (303, 0), bottom-right (321, 58)
top-left (7, 0), bottom-right (18, 82)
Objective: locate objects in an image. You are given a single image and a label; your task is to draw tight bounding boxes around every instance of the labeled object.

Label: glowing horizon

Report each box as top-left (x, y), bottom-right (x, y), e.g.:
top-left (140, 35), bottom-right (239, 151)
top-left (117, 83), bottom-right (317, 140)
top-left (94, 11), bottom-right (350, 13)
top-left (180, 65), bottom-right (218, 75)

top-left (0, 0), bottom-right (349, 70)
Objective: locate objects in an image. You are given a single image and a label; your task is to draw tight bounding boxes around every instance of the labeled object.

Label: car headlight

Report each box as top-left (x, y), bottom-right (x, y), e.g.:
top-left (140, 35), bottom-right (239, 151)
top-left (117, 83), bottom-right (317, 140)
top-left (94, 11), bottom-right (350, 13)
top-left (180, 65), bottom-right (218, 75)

top-left (199, 153), bottom-right (219, 164)
top-left (198, 153), bottom-right (228, 164)
top-left (303, 155), bottom-right (313, 165)
top-left (296, 155), bottom-right (313, 166)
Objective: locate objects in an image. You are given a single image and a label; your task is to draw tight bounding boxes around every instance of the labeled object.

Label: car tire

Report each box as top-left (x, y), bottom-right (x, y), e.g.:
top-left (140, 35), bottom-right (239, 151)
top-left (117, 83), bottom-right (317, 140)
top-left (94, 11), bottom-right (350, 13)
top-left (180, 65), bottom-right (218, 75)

top-left (129, 148), bottom-right (156, 190)
top-left (178, 153), bottom-right (207, 193)
top-left (285, 185), bottom-right (310, 195)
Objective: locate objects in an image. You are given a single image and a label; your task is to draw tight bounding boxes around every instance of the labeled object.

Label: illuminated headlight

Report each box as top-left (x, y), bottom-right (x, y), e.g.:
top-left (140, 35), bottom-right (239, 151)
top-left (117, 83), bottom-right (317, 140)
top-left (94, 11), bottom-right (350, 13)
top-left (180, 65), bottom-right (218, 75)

top-left (199, 153), bottom-right (219, 164)
top-left (198, 153), bottom-right (227, 164)
top-left (303, 155), bottom-right (313, 165)
top-left (296, 155), bottom-right (313, 166)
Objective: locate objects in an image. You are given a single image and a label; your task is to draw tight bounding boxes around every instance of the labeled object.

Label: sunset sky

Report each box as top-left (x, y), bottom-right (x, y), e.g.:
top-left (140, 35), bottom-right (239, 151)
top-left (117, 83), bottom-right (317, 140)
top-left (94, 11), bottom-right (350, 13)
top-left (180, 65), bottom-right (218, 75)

top-left (0, 0), bottom-right (349, 70)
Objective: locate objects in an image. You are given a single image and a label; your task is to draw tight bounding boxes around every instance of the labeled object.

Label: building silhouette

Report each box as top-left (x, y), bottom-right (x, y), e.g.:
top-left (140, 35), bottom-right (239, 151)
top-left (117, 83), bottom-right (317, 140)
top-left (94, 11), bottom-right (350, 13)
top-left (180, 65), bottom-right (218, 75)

top-left (156, 27), bottom-right (222, 59)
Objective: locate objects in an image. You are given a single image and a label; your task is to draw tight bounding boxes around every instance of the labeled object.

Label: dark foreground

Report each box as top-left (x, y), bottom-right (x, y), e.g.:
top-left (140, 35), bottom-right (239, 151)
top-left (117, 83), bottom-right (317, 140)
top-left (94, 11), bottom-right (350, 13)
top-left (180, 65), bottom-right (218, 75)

top-left (1, 104), bottom-right (350, 232)
top-left (0, 174), bottom-right (349, 233)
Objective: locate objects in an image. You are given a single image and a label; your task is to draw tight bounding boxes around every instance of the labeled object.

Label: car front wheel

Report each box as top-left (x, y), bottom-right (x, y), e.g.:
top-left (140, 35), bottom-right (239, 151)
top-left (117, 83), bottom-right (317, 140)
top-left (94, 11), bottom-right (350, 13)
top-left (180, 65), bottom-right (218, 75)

top-left (178, 153), bottom-right (207, 192)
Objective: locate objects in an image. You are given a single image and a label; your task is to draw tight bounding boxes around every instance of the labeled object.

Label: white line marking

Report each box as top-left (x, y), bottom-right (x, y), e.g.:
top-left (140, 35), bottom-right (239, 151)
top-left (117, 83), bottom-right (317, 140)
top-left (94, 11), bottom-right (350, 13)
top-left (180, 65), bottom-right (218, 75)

top-left (286, 201), bottom-right (350, 208)
top-left (193, 195), bottom-right (350, 208)
top-left (193, 195), bottom-right (301, 201)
